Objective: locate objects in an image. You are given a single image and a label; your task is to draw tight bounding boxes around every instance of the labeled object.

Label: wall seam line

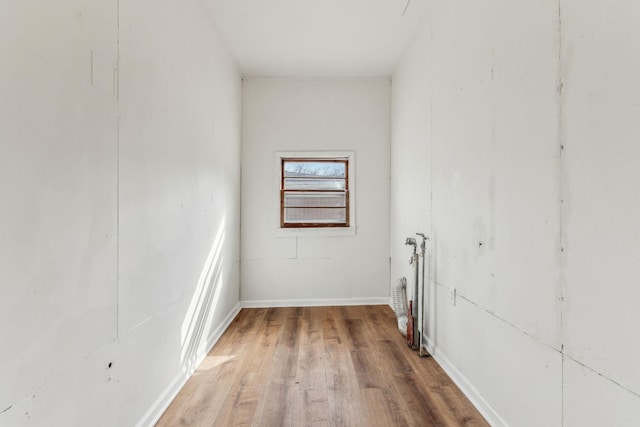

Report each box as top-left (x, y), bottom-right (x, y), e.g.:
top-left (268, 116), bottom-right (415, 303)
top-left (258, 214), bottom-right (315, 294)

top-left (441, 284), bottom-right (563, 355)
top-left (564, 355), bottom-right (640, 399)
top-left (116, 0), bottom-right (121, 340)
top-left (557, 0), bottom-right (565, 424)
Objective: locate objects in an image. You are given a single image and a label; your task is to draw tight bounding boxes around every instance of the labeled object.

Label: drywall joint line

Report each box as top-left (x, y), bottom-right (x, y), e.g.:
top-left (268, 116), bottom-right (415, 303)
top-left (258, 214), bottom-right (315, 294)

top-left (3, 328), bottom-right (122, 415)
top-left (123, 283), bottom-right (216, 335)
top-left (429, 13), bottom-right (435, 303)
top-left (557, 0), bottom-right (565, 424)
top-left (116, 0), bottom-right (121, 339)
top-left (435, 280), bottom-right (562, 355)
top-left (387, 79), bottom-right (393, 296)
top-left (239, 84), bottom-right (243, 303)
top-left (565, 354), bottom-right (640, 400)
top-left (402, 0), bottom-right (411, 17)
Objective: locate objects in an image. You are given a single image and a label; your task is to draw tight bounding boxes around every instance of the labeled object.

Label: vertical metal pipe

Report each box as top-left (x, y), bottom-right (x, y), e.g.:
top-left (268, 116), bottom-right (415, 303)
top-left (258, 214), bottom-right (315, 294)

top-left (412, 250), bottom-right (419, 349)
top-left (416, 233), bottom-right (430, 357)
top-left (405, 238), bottom-right (418, 349)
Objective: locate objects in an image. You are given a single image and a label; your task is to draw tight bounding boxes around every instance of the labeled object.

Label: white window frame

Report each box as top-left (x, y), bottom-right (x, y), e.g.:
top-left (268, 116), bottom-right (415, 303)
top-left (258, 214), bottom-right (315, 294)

top-left (274, 151), bottom-right (356, 237)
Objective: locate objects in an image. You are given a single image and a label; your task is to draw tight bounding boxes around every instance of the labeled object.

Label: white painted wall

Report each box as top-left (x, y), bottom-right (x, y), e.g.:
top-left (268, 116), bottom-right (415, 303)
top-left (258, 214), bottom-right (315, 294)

top-left (0, 1), bottom-right (241, 425)
top-left (241, 79), bottom-right (391, 305)
top-left (561, 0), bottom-right (640, 424)
top-left (391, 1), bottom-right (640, 426)
top-left (389, 17), bottom-right (432, 307)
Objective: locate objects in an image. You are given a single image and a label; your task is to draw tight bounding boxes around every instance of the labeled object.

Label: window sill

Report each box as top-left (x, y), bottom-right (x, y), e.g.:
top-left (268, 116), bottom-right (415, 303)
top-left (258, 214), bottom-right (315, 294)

top-left (275, 226), bottom-right (356, 238)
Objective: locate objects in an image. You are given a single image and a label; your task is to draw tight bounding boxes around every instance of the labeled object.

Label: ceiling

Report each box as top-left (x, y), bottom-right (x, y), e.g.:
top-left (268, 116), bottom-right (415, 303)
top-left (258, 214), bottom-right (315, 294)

top-left (201, 0), bottom-right (429, 77)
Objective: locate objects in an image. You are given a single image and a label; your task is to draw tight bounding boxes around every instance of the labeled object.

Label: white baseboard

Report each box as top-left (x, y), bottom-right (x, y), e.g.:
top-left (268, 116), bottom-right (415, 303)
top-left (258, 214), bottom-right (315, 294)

top-left (241, 297), bottom-right (390, 308)
top-left (423, 335), bottom-right (508, 427)
top-left (136, 302), bottom-right (242, 427)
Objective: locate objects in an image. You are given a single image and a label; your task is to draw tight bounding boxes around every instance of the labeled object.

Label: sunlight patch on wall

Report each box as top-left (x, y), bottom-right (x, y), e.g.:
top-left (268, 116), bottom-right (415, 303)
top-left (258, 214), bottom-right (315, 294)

top-left (180, 216), bottom-right (226, 372)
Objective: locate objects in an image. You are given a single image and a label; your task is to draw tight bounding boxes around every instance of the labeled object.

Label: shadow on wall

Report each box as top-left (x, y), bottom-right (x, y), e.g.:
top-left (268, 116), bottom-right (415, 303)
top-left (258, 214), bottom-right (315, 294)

top-left (180, 216), bottom-right (227, 373)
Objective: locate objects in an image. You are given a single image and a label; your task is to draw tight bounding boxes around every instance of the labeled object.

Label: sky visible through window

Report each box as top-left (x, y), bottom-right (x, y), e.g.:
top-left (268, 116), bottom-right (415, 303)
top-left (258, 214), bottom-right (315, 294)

top-left (283, 161), bottom-right (345, 178)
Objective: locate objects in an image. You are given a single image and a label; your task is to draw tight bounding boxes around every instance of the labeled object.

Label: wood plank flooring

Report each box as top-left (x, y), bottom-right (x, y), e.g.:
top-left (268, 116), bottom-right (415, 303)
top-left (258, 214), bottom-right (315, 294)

top-left (157, 305), bottom-right (489, 427)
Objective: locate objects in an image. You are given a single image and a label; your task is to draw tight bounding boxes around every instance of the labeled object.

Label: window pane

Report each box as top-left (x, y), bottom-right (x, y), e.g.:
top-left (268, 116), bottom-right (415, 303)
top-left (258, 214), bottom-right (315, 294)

top-left (283, 161), bottom-right (346, 178)
top-left (284, 178), bottom-right (346, 190)
top-left (284, 192), bottom-right (346, 208)
top-left (284, 207), bottom-right (347, 224)
top-left (280, 157), bottom-right (350, 228)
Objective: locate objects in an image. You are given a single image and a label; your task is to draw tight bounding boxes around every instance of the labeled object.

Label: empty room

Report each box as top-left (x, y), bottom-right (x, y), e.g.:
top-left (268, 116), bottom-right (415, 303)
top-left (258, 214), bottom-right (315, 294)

top-left (2, 0), bottom-right (639, 426)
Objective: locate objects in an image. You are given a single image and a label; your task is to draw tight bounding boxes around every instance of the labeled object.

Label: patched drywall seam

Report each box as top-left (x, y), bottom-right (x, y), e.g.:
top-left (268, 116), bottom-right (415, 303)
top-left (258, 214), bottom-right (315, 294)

top-left (457, 292), bottom-right (560, 354)
top-left (567, 355), bottom-right (640, 400)
top-left (556, 0), bottom-right (566, 424)
top-left (116, 0), bottom-right (121, 340)
top-left (556, 0), bottom-right (640, 419)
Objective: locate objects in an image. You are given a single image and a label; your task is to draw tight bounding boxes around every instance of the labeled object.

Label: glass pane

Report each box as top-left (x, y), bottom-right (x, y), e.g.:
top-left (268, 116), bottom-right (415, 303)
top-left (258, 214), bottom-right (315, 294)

top-left (284, 207), bottom-right (347, 224)
top-left (283, 161), bottom-right (346, 178)
top-left (284, 178), bottom-right (345, 190)
top-left (284, 192), bottom-right (346, 208)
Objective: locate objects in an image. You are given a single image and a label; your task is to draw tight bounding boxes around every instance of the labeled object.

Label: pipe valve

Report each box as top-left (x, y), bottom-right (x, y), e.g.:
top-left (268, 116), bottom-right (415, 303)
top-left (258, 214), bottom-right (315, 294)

top-left (416, 233), bottom-right (429, 252)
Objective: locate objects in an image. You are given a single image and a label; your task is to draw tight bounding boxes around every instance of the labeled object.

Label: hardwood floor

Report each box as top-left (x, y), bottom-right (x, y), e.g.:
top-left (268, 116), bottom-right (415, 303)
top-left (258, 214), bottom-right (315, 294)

top-left (157, 305), bottom-right (489, 427)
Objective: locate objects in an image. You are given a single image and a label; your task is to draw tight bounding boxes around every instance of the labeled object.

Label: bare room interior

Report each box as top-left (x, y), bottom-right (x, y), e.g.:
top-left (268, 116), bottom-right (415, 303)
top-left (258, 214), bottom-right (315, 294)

top-left (2, 0), bottom-right (639, 426)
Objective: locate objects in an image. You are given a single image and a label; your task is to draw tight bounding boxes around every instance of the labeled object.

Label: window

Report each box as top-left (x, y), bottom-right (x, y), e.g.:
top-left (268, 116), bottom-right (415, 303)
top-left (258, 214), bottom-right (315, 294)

top-left (280, 157), bottom-right (350, 228)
